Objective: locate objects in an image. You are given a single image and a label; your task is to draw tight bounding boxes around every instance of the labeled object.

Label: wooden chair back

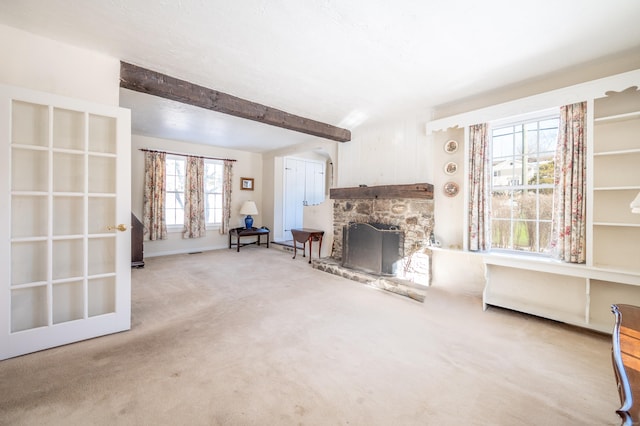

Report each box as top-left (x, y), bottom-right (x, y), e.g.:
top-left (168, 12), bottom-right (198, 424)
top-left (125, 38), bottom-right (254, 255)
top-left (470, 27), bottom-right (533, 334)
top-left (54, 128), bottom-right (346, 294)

top-left (612, 304), bottom-right (640, 425)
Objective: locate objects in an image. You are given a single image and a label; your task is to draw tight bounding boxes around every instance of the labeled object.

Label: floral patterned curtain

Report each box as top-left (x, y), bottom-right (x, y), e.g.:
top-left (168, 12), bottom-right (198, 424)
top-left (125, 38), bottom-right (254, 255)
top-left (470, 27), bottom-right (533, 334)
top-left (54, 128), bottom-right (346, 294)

top-left (551, 102), bottom-right (587, 263)
top-left (468, 123), bottom-right (491, 251)
top-left (183, 156), bottom-right (206, 239)
top-left (143, 151), bottom-right (167, 241)
top-left (219, 160), bottom-right (233, 235)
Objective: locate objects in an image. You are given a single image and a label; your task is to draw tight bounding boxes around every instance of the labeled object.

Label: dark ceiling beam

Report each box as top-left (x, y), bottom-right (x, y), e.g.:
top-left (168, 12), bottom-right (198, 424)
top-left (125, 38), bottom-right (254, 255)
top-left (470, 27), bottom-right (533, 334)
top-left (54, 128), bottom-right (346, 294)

top-left (120, 62), bottom-right (351, 143)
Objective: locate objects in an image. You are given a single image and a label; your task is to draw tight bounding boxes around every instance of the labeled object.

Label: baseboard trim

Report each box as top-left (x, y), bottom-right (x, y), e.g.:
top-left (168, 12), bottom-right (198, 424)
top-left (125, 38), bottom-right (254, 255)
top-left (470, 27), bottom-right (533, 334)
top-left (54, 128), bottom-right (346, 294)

top-left (144, 244), bottom-right (227, 258)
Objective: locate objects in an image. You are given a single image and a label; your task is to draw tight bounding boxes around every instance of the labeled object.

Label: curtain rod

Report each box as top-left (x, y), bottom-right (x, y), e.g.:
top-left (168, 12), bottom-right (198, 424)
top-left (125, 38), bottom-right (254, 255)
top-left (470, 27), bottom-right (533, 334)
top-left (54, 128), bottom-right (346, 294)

top-left (138, 148), bottom-right (237, 162)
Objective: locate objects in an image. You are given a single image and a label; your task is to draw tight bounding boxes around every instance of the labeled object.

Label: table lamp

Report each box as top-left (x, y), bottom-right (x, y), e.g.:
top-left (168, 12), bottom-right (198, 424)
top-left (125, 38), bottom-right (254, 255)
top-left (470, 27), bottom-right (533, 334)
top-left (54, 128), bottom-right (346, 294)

top-left (240, 201), bottom-right (258, 229)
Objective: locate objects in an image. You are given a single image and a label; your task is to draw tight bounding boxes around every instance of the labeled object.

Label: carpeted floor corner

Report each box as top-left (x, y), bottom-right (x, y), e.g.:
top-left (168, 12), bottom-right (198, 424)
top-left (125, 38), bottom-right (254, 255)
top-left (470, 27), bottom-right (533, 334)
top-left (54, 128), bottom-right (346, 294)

top-left (0, 247), bottom-right (621, 425)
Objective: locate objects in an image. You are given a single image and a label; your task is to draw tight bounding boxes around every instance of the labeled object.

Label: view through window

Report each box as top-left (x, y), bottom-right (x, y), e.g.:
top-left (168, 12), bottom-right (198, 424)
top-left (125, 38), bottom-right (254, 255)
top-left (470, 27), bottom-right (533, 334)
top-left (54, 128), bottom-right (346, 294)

top-left (165, 155), bottom-right (223, 227)
top-left (490, 114), bottom-right (559, 253)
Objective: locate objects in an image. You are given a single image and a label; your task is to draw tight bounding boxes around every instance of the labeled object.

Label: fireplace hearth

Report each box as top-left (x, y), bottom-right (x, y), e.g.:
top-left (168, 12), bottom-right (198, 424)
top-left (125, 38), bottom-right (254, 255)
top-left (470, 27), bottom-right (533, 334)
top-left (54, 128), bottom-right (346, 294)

top-left (310, 183), bottom-right (434, 301)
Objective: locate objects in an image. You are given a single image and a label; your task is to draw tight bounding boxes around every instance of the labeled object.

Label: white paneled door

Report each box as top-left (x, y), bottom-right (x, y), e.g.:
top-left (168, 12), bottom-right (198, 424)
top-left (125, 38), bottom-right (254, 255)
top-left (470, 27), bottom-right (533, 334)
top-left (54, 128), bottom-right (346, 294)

top-left (282, 157), bottom-right (326, 241)
top-left (283, 158), bottom-right (305, 241)
top-left (0, 84), bottom-right (131, 360)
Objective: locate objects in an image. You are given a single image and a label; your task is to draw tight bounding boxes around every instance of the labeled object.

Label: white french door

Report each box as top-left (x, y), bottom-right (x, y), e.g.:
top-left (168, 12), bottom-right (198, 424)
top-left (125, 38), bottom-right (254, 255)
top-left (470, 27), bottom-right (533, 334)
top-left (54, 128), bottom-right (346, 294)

top-left (0, 84), bottom-right (131, 360)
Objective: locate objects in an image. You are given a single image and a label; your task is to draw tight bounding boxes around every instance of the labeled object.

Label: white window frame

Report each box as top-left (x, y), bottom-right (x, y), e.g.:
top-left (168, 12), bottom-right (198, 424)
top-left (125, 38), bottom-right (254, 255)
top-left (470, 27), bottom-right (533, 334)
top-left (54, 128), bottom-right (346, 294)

top-left (165, 155), bottom-right (224, 232)
top-left (165, 155), bottom-right (185, 230)
top-left (488, 109), bottom-right (560, 255)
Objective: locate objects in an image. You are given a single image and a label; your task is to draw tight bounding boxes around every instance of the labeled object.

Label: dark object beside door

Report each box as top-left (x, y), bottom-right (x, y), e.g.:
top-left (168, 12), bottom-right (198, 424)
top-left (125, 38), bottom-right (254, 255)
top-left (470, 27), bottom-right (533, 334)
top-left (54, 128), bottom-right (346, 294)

top-left (131, 213), bottom-right (144, 268)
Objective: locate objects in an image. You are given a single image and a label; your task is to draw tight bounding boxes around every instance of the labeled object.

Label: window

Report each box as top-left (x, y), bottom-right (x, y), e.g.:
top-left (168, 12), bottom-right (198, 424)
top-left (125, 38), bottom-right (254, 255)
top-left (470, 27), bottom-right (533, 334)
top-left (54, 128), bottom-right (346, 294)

top-left (490, 113), bottom-right (559, 254)
top-left (165, 156), bottom-right (185, 226)
top-left (165, 155), bottom-right (224, 227)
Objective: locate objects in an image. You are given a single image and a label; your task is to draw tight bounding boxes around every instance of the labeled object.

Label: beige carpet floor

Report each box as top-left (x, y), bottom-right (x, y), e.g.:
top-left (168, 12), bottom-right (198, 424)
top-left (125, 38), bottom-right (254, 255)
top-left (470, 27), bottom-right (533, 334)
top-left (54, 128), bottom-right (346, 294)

top-left (0, 247), bottom-right (621, 425)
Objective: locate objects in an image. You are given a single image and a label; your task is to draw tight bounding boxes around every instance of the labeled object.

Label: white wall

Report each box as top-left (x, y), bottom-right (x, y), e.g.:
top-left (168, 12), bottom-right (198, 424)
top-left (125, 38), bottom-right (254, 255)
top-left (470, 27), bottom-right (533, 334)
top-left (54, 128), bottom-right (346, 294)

top-left (431, 127), bottom-right (465, 250)
top-left (132, 134), bottom-right (263, 257)
top-left (430, 250), bottom-right (485, 296)
top-left (0, 24), bottom-right (120, 105)
top-left (337, 111), bottom-right (433, 188)
top-left (433, 47), bottom-right (640, 120)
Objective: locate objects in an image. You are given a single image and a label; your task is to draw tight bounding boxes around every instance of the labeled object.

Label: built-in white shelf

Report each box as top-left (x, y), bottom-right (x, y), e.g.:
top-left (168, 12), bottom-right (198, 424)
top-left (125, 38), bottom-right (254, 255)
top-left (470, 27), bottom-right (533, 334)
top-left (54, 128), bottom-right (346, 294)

top-left (594, 110), bottom-right (640, 122)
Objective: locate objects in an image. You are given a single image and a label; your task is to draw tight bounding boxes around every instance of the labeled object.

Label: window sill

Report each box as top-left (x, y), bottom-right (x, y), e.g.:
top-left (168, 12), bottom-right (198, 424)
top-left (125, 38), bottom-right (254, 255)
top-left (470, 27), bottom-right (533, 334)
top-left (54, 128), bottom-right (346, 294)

top-left (428, 246), bottom-right (484, 255)
top-left (166, 224), bottom-right (221, 234)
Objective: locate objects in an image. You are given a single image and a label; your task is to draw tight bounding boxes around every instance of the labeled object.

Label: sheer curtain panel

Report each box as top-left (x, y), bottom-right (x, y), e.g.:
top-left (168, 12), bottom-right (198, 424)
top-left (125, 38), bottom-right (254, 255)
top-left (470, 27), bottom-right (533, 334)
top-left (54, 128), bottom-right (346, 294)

top-left (468, 123), bottom-right (491, 251)
top-left (183, 156), bottom-right (206, 239)
top-left (551, 102), bottom-right (587, 263)
top-left (219, 160), bottom-right (233, 235)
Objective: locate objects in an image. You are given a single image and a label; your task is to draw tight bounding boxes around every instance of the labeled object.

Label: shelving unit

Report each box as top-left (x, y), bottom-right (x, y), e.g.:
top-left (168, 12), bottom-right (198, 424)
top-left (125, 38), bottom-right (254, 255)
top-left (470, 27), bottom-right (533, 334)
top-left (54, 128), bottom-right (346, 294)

top-left (591, 88), bottom-right (640, 273)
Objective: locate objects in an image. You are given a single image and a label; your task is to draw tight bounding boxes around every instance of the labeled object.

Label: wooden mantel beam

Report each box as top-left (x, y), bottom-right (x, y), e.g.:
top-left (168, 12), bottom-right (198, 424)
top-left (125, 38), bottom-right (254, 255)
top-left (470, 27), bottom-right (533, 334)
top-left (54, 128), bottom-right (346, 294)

top-left (119, 62), bottom-right (351, 143)
top-left (330, 183), bottom-right (434, 200)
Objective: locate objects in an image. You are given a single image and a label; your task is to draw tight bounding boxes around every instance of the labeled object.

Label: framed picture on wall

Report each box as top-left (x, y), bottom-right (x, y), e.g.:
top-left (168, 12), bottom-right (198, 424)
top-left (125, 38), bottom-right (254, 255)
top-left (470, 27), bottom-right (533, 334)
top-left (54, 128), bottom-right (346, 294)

top-left (241, 177), bottom-right (254, 190)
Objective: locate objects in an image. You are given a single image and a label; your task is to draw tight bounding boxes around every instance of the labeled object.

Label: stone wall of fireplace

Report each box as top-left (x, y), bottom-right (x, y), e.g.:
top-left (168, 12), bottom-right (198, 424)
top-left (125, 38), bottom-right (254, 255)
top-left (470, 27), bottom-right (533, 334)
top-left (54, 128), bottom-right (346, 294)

top-left (331, 197), bottom-right (434, 285)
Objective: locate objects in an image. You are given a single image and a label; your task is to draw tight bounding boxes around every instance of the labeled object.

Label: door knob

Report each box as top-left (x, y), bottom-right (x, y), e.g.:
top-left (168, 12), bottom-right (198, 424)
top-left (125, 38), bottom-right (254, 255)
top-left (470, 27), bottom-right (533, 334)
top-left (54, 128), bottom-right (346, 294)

top-left (107, 224), bottom-right (128, 232)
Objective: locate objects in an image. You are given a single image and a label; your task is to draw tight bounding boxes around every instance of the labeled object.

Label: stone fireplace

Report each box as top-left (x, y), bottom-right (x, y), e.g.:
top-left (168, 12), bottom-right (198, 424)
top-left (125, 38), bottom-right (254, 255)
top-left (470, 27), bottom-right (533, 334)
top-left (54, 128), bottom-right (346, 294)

top-left (342, 222), bottom-right (404, 276)
top-left (312, 183), bottom-right (434, 301)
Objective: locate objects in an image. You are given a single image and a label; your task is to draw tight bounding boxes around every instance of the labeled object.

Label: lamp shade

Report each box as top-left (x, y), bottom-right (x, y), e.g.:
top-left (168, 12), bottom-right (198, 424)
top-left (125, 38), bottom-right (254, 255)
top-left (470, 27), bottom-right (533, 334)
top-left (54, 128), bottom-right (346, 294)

top-left (631, 192), bottom-right (640, 214)
top-left (240, 201), bottom-right (258, 216)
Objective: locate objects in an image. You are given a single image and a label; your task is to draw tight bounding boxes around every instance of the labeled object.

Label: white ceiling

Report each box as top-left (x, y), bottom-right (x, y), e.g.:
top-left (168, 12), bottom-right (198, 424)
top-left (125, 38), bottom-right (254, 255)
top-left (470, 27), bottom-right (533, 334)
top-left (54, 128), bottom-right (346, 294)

top-left (1, 0), bottom-right (640, 152)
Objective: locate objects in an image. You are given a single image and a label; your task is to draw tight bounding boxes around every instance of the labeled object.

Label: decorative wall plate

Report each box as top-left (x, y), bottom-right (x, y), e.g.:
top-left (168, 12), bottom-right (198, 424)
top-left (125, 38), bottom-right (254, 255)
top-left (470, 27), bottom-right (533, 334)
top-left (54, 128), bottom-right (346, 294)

top-left (444, 161), bottom-right (458, 175)
top-left (443, 181), bottom-right (459, 197)
top-left (444, 139), bottom-right (458, 154)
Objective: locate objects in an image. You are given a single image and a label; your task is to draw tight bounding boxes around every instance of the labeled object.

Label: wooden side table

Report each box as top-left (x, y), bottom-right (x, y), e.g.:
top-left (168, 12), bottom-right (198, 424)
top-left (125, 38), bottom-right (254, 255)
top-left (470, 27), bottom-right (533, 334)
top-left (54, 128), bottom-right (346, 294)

top-left (229, 227), bottom-right (270, 252)
top-left (291, 228), bottom-right (324, 264)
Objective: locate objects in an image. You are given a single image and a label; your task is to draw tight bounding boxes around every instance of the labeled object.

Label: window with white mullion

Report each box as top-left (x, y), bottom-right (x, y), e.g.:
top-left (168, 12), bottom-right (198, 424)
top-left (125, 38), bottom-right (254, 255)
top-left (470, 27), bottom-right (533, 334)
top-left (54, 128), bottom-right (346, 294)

top-left (204, 160), bottom-right (223, 226)
top-left (165, 156), bottom-right (185, 227)
top-left (490, 113), bottom-right (559, 254)
top-left (164, 156), bottom-right (223, 229)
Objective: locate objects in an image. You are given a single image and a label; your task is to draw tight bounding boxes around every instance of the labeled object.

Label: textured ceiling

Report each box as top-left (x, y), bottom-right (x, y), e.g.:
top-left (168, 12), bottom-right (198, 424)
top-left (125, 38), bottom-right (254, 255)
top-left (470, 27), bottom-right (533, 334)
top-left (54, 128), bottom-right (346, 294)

top-left (1, 0), bottom-right (640, 152)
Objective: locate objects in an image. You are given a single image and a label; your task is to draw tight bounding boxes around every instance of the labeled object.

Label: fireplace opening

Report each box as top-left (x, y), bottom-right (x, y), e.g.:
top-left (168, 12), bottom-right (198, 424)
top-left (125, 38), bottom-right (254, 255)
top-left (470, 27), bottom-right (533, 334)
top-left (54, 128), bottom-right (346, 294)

top-left (342, 222), bottom-right (404, 276)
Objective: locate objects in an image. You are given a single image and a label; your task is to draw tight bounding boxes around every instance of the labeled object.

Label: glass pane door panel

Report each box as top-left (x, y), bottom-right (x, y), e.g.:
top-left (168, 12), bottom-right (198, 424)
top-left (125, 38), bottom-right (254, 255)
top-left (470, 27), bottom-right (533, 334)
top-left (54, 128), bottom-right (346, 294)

top-left (88, 197), bottom-right (115, 234)
top-left (88, 237), bottom-right (115, 275)
top-left (52, 281), bottom-right (84, 324)
top-left (88, 156), bottom-right (116, 193)
top-left (53, 152), bottom-right (84, 193)
top-left (53, 108), bottom-right (84, 150)
top-left (12, 148), bottom-right (48, 192)
top-left (53, 196), bottom-right (84, 236)
top-left (11, 241), bottom-right (47, 285)
top-left (11, 195), bottom-right (48, 238)
top-left (11, 286), bottom-right (47, 332)
top-left (12, 101), bottom-right (48, 147)
top-left (52, 239), bottom-right (84, 280)
top-left (89, 114), bottom-right (116, 154)
top-left (2, 84), bottom-right (130, 359)
top-left (88, 277), bottom-right (115, 317)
